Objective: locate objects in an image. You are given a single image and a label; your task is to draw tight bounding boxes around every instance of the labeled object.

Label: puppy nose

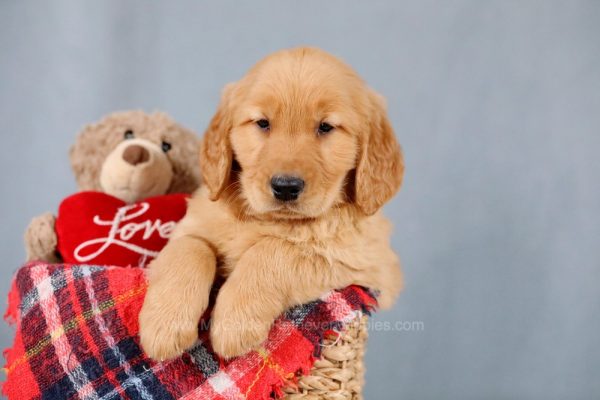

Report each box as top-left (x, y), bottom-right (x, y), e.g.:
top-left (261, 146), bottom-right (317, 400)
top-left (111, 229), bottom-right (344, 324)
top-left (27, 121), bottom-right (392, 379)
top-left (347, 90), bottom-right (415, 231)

top-left (122, 144), bottom-right (150, 166)
top-left (271, 175), bottom-right (305, 202)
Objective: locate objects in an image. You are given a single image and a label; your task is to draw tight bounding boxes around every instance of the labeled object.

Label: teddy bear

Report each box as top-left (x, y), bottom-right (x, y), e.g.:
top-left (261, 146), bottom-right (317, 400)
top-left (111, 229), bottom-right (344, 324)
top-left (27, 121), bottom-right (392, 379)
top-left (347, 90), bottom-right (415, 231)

top-left (24, 110), bottom-right (201, 265)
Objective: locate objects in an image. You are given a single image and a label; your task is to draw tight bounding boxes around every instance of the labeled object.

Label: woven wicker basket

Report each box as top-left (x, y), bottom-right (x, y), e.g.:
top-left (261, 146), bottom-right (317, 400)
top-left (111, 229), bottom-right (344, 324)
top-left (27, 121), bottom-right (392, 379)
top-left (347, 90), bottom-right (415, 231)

top-left (282, 315), bottom-right (368, 400)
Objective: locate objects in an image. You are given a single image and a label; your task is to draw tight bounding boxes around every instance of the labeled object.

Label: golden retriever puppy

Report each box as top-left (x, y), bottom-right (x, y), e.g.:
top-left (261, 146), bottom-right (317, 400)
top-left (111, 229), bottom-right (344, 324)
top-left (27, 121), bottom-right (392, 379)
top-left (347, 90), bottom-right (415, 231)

top-left (139, 47), bottom-right (404, 360)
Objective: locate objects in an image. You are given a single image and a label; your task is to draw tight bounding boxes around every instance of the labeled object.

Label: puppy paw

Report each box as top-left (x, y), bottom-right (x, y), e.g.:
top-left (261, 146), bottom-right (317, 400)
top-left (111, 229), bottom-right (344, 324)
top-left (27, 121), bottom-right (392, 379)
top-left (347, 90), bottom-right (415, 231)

top-left (139, 313), bottom-right (198, 361)
top-left (210, 293), bottom-right (274, 358)
top-left (138, 283), bottom-right (207, 361)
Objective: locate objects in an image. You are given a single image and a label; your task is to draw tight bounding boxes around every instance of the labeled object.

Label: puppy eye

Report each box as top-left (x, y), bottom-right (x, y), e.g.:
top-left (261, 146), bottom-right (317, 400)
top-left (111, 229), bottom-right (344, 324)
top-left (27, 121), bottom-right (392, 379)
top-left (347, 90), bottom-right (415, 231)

top-left (256, 119), bottom-right (270, 131)
top-left (123, 130), bottom-right (134, 139)
top-left (161, 141), bottom-right (172, 152)
top-left (318, 122), bottom-right (334, 135)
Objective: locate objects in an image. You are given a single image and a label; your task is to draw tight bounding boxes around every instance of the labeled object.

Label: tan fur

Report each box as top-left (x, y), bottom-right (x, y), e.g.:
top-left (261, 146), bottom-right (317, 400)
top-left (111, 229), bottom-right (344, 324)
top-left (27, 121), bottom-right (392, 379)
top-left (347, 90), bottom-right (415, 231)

top-left (139, 47), bottom-right (404, 360)
top-left (99, 138), bottom-right (174, 203)
top-left (24, 110), bottom-right (201, 262)
top-left (71, 110), bottom-right (201, 196)
top-left (24, 212), bottom-right (60, 263)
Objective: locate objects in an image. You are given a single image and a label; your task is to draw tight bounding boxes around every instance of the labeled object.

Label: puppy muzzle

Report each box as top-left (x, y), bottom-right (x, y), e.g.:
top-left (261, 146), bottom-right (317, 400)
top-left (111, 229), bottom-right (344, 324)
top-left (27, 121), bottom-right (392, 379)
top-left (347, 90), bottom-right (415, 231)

top-left (270, 175), bottom-right (305, 202)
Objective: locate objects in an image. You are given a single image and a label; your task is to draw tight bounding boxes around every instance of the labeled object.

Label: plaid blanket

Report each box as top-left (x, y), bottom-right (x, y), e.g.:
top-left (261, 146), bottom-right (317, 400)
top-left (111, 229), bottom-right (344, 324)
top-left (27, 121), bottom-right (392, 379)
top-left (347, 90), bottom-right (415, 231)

top-left (3, 262), bottom-right (376, 400)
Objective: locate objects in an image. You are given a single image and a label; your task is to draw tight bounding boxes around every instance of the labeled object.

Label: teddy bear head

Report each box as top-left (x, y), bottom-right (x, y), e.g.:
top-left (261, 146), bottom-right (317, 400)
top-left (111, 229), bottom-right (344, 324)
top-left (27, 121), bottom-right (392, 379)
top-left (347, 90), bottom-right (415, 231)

top-left (70, 110), bottom-right (201, 203)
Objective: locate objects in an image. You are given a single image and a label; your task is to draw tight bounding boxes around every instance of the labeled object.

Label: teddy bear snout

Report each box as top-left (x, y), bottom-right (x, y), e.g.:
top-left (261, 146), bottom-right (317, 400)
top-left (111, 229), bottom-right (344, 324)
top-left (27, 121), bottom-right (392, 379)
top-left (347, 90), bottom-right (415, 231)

top-left (99, 138), bottom-right (174, 203)
top-left (122, 144), bottom-right (150, 166)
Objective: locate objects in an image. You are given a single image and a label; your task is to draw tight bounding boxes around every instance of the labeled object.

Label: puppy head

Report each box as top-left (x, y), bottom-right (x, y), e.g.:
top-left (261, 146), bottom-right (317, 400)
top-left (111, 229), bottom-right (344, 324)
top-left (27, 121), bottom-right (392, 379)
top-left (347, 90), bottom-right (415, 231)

top-left (201, 47), bottom-right (403, 218)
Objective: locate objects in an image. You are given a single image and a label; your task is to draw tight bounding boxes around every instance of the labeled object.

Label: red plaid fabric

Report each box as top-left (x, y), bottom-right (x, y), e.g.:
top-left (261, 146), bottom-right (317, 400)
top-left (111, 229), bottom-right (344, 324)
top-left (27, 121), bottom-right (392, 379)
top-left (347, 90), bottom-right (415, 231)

top-left (3, 262), bottom-right (376, 400)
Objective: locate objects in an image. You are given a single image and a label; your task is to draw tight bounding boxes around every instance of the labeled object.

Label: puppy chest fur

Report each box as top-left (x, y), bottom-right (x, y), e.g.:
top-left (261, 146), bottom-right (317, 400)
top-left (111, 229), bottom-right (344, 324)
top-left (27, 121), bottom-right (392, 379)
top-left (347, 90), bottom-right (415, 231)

top-left (174, 187), bottom-right (402, 304)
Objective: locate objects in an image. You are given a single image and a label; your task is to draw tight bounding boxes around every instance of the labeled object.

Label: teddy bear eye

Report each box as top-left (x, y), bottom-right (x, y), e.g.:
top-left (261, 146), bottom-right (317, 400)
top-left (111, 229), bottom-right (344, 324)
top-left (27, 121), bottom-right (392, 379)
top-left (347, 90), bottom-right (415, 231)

top-left (161, 141), bottom-right (172, 152)
top-left (123, 130), bottom-right (134, 139)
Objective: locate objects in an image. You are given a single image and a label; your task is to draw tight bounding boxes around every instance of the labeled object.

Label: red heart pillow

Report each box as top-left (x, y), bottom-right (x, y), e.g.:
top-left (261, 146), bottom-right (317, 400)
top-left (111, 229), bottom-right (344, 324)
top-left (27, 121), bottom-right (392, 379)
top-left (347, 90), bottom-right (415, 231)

top-left (56, 192), bottom-right (188, 267)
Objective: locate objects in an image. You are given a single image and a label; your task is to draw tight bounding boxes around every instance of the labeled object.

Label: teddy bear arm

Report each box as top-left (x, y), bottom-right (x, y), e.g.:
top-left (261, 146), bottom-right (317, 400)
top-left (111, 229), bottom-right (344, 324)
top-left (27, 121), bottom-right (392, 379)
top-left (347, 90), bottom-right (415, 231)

top-left (24, 212), bottom-right (61, 263)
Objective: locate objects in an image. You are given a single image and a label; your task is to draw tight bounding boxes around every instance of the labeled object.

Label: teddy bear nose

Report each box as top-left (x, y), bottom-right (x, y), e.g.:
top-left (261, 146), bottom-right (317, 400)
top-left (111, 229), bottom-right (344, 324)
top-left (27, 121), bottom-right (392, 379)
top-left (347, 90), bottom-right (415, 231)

top-left (122, 144), bottom-right (150, 166)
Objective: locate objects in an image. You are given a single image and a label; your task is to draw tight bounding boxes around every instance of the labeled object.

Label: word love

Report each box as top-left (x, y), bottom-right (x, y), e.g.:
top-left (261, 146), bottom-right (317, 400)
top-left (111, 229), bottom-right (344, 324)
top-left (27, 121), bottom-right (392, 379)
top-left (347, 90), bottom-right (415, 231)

top-left (74, 202), bottom-right (176, 262)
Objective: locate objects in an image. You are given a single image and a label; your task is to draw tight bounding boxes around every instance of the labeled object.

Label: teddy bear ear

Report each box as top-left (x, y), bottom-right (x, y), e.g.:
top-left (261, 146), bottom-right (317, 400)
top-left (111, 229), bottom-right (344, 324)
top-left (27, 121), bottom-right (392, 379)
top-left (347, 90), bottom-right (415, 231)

top-left (69, 122), bottom-right (111, 191)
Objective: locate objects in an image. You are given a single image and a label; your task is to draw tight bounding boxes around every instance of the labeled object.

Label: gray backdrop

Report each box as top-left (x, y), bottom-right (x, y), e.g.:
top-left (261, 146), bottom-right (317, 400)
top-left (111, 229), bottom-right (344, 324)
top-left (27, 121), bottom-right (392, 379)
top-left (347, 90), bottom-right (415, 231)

top-left (1, 1), bottom-right (599, 399)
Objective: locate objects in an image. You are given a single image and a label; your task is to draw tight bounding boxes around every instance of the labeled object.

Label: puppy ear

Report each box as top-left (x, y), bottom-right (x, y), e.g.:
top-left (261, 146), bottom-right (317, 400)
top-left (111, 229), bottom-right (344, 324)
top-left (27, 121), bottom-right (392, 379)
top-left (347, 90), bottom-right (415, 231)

top-left (200, 84), bottom-right (236, 200)
top-left (355, 90), bottom-right (404, 215)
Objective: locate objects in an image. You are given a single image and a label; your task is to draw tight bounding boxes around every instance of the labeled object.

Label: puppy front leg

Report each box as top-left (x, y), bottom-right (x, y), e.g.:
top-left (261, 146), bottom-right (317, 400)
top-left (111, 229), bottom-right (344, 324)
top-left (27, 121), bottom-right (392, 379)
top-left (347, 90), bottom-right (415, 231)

top-left (210, 239), bottom-right (351, 358)
top-left (139, 236), bottom-right (216, 361)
